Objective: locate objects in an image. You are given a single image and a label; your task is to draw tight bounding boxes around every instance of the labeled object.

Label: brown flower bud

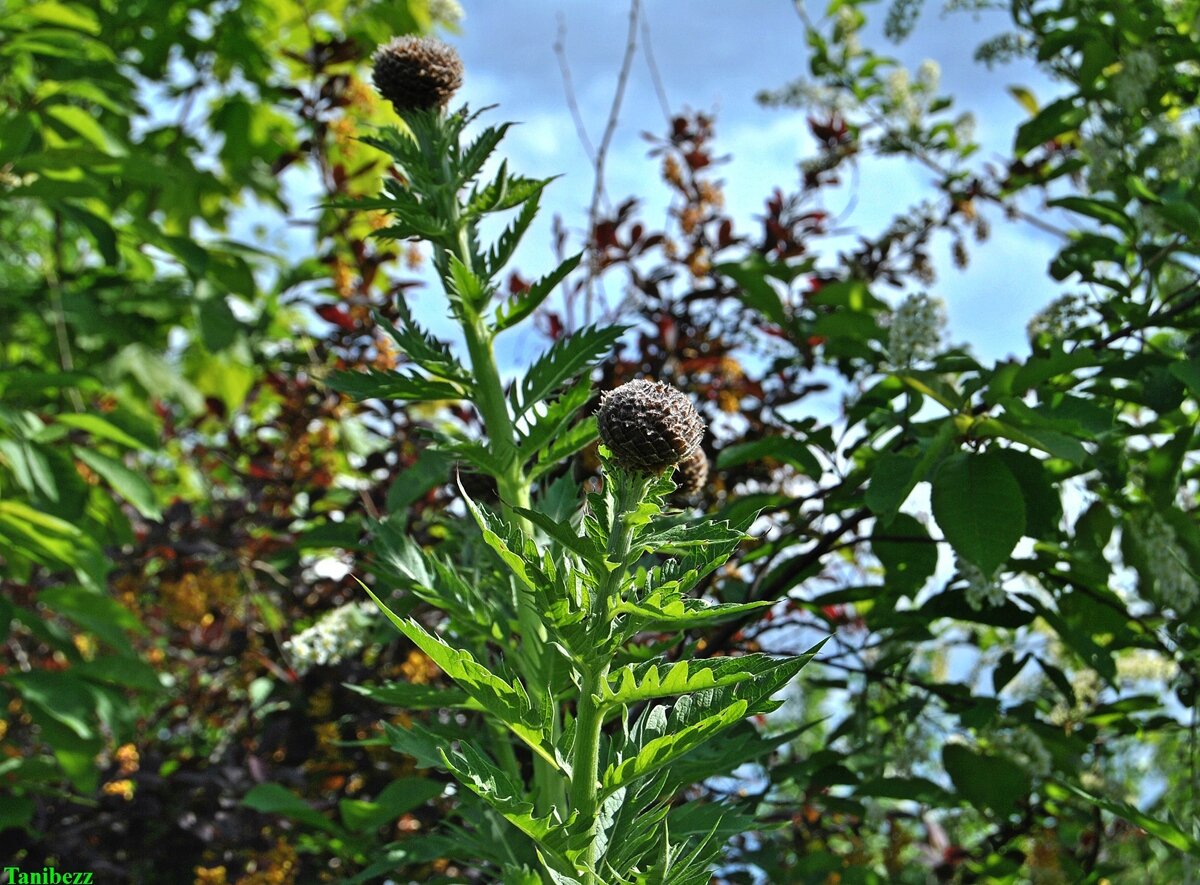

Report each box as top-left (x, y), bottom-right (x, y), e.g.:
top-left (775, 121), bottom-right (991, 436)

top-left (371, 37), bottom-right (463, 113)
top-left (672, 447), bottom-right (709, 498)
top-left (597, 380), bottom-right (704, 473)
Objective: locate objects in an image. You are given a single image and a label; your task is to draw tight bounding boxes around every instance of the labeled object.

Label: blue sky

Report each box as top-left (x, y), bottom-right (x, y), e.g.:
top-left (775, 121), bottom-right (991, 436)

top-left (440, 0), bottom-right (1070, 366)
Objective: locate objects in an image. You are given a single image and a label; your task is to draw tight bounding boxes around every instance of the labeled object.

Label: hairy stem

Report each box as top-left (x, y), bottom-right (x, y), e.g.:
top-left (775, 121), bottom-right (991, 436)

top-left (441, 170), bottom-right (562, 815)
top-left (571, 470), bottom-right (648, 878)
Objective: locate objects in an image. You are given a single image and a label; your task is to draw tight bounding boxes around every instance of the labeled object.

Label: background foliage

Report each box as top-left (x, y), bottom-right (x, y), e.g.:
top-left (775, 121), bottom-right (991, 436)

top-left (1, 0), bottom-right (1198, 881)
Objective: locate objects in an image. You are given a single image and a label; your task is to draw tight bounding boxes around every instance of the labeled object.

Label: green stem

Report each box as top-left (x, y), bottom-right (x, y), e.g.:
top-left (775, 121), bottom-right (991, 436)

top-left (570, 471), bottom-right (648, 879)
top-left (440, 168), bottom-right (562, 816)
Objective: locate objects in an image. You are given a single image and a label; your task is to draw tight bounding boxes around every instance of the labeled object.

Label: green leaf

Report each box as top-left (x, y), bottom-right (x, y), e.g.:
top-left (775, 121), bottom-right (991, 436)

top-left (328, 368), bottom-right (464, 403)
top-left (715, 436), bottom-right (820, 476)
top-left (510, 324), bottom-right (626, 414)
top-left (56, 412), bottom-right (150, 450)
top-left (6, 671), bottom-right (96, 740)
top-left (484, 193), bottom-right (543, 282)
top-left (43, 103), bottom-right (122, 155)
top-left (601, 655), bottom-right (794, 708)
top-left (1047, 196), bottom-right (1134, 234)
top-left (447, 254), bottom-right (491, 307)
top-left (22, 1), bottom-right (101, 34)
top-left (513, 506), bottom-right (602, 565)
top-left (872, 512), bottom-right (937, 596)
top-left (242, 784), bottom-right (344, 835)
top-left (495, 253), bottom-right (582, 332)
top-left (346, 681), bottom-right (469, 709)
top-left (195, 291), bottom-right (240, 352)
top-left (865, 420), bottom-right (955, 524)
top-left (441, 741), bottom-right (583, 861)
top-left (1051, 782), bottom-right (1200, 857)
top-left (339, 778), bottom-right (444, 833)
top-left (378, 302), bottom-right (470, 383)
top-left (364, 587), bottom-right (559, 769)
top-left (931, 451), bottom-right (1025, 574)
top-left (1014, 97), bottom-right (1087, 155)
top-left (517, 377), bottom-right (593, 466)
top-left (72, 447), bottom-right (161, 520)
top-left (943, 744), bottom-right (1030, 817)
top-left (602, 700), bottom-right (748, 796)
top-left (458, 122), bottom-right (513, 185)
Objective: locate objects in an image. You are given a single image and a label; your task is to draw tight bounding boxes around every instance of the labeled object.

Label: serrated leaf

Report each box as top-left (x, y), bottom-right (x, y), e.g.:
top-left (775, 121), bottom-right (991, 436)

top-left (328, 368), bottom-right (464, 403)
top-left (458, 122), bottom-right (513, 186)
top-left (447, 254), bottom-right (491, 307)
top-left (614, 594), bottom-right (773, 633)
top-left (377, 303), bottom-right (470, 383)
top-left (458, 480), bottom-right (542, 593)
top-left (495, 253), bottom-right (583, 332)
top-left (513, 506), bottom-right (602, 566)
top-left (530, 417), bottom-right (599, 481)
top-left (442, 741), bottom-right (584, 861)
top-left (484, 194), bottom-right (542, 281)
top-left (517, 377), bottom-right (593, 464)
top-left (510, 324), bottom-right (626, 415)
top-left (601, 700), bottom-right (748, 796)
top-left (363, 587), bottom-right (559, 769)
top-left (601, 655), bottom-right (789, 708)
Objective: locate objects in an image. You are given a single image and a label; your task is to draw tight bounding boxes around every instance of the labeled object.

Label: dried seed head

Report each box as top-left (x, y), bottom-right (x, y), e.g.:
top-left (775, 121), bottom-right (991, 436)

top-left (371, 36), bottom-right (463, 113)
top-left (672, 447), bottom-right (709, 498)
top-left (597, 380), bottom-right (704, 473)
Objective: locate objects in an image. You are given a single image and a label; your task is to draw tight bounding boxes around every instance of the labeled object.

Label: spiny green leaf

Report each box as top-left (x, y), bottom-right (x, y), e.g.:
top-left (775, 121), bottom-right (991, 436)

top-left (447, 254), bottom-right (491, 307)
top-left (495, 253), bottom-right (583, 332)
top-left (513, 506), bottom-right (602, 566)
top-left (328, 367), bottom-right (465, 403)
top-left (442, 743), bottom-right (590, 877)
top-left (458, 122), bottom-right (513, 186)
top-left (601, 700), bottom-right (748, 797)
top-left (517, 377), bottom-right (593, 465)
top-left (601, 655), bottom-right (789, 708)
top-left (484, 193), bottom-right (542, 282)
top-left (510, 324), bottom-right (626, 415)
top-left (377, 303), bottom-right (470, 384)
top-left (363, 587), bottom-right (559, 769)
top-left (530, 417), bottom-right (599, 481)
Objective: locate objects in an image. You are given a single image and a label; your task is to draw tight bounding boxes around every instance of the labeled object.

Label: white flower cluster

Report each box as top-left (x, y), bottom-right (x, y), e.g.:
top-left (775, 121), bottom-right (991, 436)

top-left (834, 5), bottom-right (862, 56)
top-left (886, 292), bottom-right (947, 367)
top-left (1115, 648), bottom-right (1179, 684)
top-left (1134, 511), bottom-right (1199, 613)
top-left (886, 68), bottom-right (920, 126)
top-left (1026, 294), bottom-right (1091, 343)
top-left (958, 556), bottom-right (1005, 610)
top-left (1111, 49), bottom-right (1158, 113)
top-left (283, 601), bottom-right (376, 674)
top-left (1050, 667), bottom-right (1102, 726)
top-left (428, 0), bottom-right (465, 26)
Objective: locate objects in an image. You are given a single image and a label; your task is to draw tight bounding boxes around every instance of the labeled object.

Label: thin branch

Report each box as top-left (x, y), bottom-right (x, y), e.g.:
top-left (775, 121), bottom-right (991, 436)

top-left (583, 0), bottom-right (642, 326)
top-left (553, 13), bottom-right (597, 164)
top-left (639, 7), bottom-right (672, 124)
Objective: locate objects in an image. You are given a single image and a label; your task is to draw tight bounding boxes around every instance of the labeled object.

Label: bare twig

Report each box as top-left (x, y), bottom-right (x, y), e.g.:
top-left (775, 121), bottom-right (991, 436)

top-left (583, 0), bottom-right (642, 325)
top-left (553, 13), bottom-right (597, 164)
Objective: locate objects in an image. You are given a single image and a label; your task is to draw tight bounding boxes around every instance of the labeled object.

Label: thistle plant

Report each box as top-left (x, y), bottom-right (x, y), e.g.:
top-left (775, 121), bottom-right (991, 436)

top-left (333, 37), bottom-right (819, 884)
